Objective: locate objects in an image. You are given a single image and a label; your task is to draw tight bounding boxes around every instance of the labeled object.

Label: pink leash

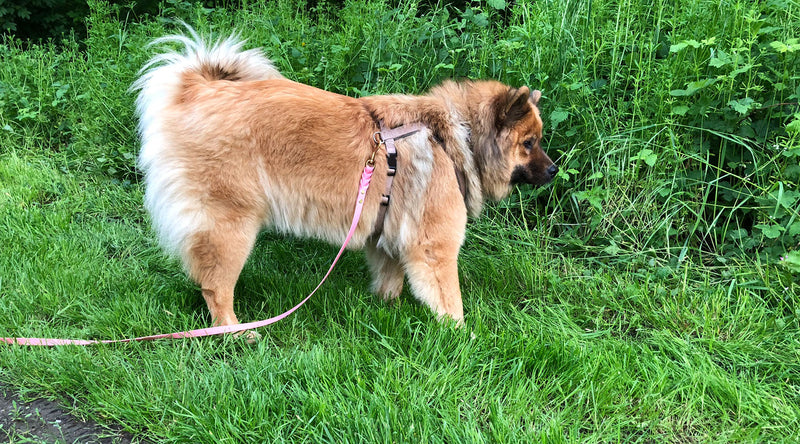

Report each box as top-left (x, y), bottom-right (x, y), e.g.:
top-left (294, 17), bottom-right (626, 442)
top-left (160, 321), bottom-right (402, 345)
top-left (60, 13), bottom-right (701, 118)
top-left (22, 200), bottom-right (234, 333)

top-left (2, 165), bottom-right (376, 346)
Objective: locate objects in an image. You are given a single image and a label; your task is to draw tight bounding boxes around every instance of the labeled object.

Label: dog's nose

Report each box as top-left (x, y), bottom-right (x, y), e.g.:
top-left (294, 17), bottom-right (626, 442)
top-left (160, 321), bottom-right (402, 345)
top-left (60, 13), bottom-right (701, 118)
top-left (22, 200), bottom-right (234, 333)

top-left (547, 164), bottom-right (559, 178)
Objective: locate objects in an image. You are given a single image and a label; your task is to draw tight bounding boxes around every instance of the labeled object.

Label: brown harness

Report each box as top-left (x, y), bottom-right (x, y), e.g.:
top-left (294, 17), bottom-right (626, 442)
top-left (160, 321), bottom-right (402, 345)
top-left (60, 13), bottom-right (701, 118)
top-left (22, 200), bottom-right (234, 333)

top-left (371, 120), bottom-right (467, 234)
top-left (371, 121), bottom-right (424, 233)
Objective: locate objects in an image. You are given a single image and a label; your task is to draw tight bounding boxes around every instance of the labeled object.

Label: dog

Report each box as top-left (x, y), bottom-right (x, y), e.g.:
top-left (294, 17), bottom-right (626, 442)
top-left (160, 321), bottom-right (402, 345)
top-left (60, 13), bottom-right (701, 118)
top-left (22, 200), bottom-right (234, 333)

top-left (132, 27), bottom-right (557, 329)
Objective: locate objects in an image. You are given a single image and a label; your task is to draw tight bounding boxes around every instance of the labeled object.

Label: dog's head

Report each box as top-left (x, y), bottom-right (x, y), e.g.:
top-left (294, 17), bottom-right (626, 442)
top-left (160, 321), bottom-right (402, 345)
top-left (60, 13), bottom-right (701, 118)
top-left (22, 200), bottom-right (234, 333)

top-left (472, 83), bottom-right (557, 201)
top-left (500, 87), bottom-right (558, 186)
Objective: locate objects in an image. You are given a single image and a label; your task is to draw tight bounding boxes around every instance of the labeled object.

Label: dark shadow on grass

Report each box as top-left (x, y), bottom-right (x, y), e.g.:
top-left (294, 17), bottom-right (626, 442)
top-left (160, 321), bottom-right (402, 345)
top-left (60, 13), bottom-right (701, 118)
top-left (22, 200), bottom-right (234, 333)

top-left (0, 386), bottom-right (145, 444)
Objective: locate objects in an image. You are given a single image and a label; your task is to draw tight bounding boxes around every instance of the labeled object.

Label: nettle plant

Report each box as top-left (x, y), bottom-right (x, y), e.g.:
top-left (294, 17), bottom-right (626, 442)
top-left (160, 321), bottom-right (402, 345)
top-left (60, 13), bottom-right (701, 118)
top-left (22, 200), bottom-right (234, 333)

top-left (667, 21), bottom-right (800, 261)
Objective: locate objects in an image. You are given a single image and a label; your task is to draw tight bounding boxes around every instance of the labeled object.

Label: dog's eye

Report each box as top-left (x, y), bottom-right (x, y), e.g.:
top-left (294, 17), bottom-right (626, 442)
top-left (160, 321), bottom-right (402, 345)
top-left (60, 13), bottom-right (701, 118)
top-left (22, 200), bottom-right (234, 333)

top-left (523, 138), bottom-right (535, 150)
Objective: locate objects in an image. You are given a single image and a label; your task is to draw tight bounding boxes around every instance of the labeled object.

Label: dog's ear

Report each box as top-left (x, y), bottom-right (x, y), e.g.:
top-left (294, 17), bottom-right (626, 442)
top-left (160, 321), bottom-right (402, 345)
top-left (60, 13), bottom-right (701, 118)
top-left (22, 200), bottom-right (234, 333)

top-left (498, 85), bottom-right (531, 128)
top-left (530, 89), bottom-right (541, 106)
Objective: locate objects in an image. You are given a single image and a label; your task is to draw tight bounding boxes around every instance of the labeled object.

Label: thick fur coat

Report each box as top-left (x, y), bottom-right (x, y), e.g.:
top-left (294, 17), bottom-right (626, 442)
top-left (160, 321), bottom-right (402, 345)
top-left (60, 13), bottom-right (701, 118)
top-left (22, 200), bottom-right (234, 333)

top-left (133, 28), bottom-right (557, 327)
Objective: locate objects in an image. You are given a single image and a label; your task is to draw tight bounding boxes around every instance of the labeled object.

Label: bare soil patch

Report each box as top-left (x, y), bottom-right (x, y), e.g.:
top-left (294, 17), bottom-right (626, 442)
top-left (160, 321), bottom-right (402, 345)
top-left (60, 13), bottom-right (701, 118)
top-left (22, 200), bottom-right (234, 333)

top-left (0, 387), bottom-right (139, 444)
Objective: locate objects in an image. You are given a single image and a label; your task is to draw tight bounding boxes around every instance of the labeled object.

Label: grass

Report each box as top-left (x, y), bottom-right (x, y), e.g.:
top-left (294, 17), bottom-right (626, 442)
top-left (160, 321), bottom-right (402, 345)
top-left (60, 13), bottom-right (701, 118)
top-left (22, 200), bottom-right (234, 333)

top-left (1, 0), bottom-right (799, 442)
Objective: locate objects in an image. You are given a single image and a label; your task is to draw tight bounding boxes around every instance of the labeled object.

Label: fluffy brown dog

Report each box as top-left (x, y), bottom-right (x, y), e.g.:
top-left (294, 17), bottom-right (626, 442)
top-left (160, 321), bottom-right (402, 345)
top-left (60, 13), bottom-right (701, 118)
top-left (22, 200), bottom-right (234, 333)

top-left (133, 28), bottom-right (557, 328)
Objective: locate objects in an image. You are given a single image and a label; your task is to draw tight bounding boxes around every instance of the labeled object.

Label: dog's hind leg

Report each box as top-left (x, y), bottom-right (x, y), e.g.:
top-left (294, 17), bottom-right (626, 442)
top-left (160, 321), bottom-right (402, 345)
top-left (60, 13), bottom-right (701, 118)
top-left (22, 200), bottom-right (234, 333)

top-left (184, 217), bottom-right (259, 327)
top-left (365, 242), bottom-right (405, 301)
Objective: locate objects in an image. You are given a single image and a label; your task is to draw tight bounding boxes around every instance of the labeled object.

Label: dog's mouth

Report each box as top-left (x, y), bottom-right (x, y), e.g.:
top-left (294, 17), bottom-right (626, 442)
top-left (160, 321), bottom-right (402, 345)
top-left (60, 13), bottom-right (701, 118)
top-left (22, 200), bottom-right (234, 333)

top-left (510, 163), bottom-right (558, 186)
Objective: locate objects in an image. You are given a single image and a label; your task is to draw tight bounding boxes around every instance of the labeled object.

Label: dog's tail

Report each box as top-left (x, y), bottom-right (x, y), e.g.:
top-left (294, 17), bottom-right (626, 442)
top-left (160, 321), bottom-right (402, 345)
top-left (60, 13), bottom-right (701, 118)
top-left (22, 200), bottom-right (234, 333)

top-left (132, 25), bottom-right (283, 258)
top-left (131, 24), bottom-right (282, 121)
top-left (133, 25), bottom-right (281, 86)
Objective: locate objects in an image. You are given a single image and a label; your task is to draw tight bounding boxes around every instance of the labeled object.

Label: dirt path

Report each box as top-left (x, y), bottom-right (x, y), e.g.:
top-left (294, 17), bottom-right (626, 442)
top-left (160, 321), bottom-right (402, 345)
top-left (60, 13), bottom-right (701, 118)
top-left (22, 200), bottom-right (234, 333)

top-left (0, 386), bottom-right (139, 443)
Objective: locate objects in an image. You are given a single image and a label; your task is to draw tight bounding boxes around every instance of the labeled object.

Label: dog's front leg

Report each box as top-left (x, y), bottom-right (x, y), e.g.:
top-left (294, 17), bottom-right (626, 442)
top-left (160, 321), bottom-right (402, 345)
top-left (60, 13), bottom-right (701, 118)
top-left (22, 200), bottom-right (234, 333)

top-left (404, 242), bottom-right (464, 325)
top-left (402, 151), bottom-right (468, 325)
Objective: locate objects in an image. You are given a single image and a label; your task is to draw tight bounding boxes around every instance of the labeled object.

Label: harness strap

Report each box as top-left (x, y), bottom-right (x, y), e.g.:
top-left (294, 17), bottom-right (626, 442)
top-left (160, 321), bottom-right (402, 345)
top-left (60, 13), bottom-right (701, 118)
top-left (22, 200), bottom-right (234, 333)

top-left (454, 168), bottom-right (467, 201)
top-left (373, 120), bottom-right (425, 234)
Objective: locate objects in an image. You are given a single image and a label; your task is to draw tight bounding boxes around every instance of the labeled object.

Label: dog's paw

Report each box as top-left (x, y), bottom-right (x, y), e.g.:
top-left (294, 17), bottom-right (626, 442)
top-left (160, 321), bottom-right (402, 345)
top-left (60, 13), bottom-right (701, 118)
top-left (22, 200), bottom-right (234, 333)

top-left (234, 329), bottom-right (262, 344)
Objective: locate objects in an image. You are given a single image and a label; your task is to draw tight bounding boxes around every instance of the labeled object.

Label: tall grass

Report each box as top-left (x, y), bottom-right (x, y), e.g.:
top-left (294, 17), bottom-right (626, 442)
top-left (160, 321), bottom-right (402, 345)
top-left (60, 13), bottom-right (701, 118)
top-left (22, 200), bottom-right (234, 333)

top-left (1, 0), bottom-right (799, 442)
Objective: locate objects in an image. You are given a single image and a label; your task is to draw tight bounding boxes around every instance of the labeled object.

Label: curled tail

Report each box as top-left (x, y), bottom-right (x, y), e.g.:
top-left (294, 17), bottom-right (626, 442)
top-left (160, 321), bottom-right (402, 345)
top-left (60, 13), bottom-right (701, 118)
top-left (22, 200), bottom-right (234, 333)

top-left (132, 25), bottom-right (283, 258)
top-left (133, 25), bottom-right (281, 87)
top-left (132, 24), bottom-right (282, 137)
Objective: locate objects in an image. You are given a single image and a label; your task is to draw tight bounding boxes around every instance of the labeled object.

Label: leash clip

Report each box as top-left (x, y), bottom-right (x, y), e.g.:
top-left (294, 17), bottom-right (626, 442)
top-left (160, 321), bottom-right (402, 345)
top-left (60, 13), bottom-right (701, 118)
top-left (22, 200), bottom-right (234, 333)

top-left (367, 131), bottom-right (385, 167)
